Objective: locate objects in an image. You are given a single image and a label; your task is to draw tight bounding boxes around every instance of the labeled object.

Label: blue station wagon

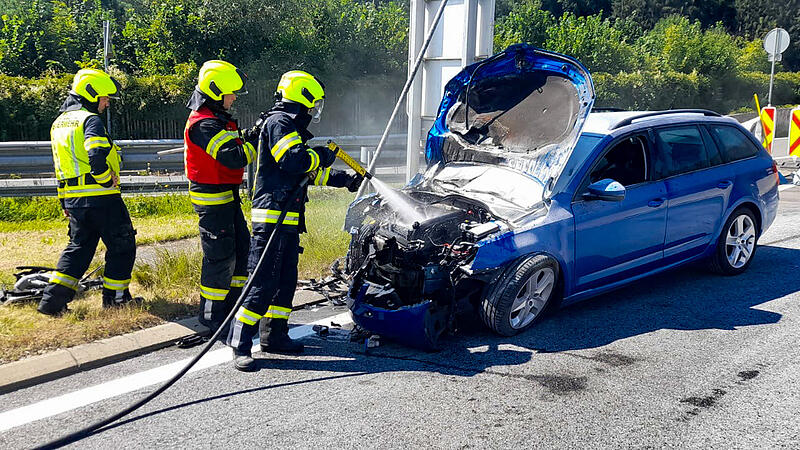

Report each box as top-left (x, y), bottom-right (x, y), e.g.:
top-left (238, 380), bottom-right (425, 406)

top-left (343, 44), bottom-right (780, 349)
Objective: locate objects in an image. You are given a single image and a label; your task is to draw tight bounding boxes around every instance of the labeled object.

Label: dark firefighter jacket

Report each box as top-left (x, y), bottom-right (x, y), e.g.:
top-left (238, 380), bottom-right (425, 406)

top-left (251, 101), bottom-right (350, 233)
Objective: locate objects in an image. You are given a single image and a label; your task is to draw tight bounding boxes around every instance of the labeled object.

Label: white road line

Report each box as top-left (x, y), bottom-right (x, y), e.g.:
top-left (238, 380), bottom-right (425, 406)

top-left (0, 312), bottom-right (352, 433)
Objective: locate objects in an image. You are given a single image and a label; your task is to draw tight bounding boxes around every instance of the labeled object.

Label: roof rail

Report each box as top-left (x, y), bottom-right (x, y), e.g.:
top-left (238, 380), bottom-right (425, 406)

top-left (611, 109), bottom-right (722, 130)
top-left (591, 107), bottom-right (626, 113)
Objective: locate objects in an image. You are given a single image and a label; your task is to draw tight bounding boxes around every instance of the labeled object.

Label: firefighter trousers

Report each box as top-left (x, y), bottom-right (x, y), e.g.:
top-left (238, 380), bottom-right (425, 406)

top-left (195, 200), bottom-right (250, 327)
top-left (227, 228), bottom-right (300, 353)
top-left (39, 196), bottom-right (137, 314)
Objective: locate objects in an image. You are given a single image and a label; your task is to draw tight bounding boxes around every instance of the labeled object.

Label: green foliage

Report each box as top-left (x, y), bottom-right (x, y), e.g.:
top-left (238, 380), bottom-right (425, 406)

top-left (494, 0), bottom-right (554, 50)
top-left (545, 13), bottom-right (639, 73)
top-left (0, 194), bottom-right (196, 222)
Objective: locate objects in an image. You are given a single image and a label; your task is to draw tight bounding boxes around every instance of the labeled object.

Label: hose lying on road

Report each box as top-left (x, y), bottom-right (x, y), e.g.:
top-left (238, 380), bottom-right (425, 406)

top-left (36, 178), bottom-right (310, 449)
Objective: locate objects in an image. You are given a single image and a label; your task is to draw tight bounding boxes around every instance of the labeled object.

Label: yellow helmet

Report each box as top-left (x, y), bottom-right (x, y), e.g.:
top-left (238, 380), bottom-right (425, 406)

top-left (276, 70), bottom-right (325, 108)
top-left (72, 68), bottom-right (120, 102)
top-left (197, 60), bottom-right (248, 101)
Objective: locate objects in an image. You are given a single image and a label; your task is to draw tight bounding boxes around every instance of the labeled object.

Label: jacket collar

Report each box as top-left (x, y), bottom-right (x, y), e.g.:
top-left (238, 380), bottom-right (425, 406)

top-left (186, 89), bottom-right (230, 119)
top-left (268, 101), bottom-right (313, 139)
top-left (59, 92), bottom-right (99, 114)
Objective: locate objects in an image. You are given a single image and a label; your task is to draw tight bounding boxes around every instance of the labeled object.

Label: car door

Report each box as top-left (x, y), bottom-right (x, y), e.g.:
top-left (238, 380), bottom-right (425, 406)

top-left (655, 125), bottom-right (734, 263)
top-left (572, 133), bottom-right (668, 292)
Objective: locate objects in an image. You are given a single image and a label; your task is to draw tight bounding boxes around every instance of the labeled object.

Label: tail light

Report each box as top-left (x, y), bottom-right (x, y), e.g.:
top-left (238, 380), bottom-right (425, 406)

top-left (771, 160), bottom-right (779, 185)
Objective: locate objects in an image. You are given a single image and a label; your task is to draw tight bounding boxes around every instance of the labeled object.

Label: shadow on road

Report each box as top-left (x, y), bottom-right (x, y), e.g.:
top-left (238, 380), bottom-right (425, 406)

top-left (93, 245), bottom-right (797, 430)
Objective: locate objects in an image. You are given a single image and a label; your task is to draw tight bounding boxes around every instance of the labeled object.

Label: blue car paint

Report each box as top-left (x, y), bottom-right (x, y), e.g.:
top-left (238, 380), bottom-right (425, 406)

top-left (465, 116), bottom-right (778, 308)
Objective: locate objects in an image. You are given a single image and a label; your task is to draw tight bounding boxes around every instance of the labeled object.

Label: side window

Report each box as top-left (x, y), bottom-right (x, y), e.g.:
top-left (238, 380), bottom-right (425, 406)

top-left (588, 134), bottom-right (648, 187)
top-left (654, 126), bottom-right (708, 177)
top-left (706, 125), bottom-right (759, 163)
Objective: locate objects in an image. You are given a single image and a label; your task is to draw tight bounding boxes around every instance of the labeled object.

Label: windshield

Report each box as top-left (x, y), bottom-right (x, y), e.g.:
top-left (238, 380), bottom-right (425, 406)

top-left (551, 133), bottom-right (604, 194)
top-left (413, 162), bottom-right (545, 221)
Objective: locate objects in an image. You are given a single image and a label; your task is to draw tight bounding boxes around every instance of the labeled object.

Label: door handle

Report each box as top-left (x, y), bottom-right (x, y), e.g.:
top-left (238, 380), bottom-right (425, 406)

top-left (648, 198), bottom-right (665, 207)
top-left (716, 180), bottom-right (732, 189)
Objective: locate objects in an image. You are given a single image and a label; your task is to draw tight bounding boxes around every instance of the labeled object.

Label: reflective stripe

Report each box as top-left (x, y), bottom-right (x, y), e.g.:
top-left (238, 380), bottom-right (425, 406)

top-left (230, 276), bottom-right (247, 288)
top-left (313, 167), bottom-right (332, 186)
top-left (61, 184), bottom-right (120, 198)
top-left (206, 129), bottom-right (238, 159)
top-left (271, 132), bottom-right (302, 162)
top-left (50, 271), bottom-right (79, 291)
top-left (188, 190), bottom-right (234, 206)
top-left (264, 305), bottom-right (291, 320)
top-left (251, 208), bottom-right (300, 225)
top-left (93, 167), bottom-right (113, 184)
top-left (306, 149), bottom-right (320, 172)
top-left (103, 276), bottom-right (131, 291)
top-left (235, 306), bottom-right (262, 326)
top-left (85, 136), bottom-right (110, 150)
top-left (244, 142), bottom-right (256, 165)
top-left (200, 285), bottom-right (229, 301)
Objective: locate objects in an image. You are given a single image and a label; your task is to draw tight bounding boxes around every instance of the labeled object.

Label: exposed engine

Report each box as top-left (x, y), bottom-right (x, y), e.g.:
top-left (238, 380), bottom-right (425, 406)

top-left (344, 193), bottom-right (503, 349)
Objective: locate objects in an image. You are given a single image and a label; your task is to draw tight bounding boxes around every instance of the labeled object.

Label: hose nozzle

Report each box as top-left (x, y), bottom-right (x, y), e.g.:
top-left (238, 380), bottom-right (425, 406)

top-left (327, 140), bottom-right (373, 179)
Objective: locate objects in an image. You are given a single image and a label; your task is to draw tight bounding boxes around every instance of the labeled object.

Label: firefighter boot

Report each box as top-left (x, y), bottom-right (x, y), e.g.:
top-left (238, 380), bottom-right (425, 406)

top-left (232, 349), bottom-right (258, 372)
top-left (260, 318), bottom-right (304, 353)
top-left (102, 288), bottom-right (142, 308)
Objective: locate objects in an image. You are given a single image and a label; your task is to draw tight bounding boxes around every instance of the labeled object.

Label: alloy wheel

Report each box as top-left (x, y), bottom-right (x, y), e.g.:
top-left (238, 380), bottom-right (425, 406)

top-left (726, 214), bottom-right (756, 269)
top-left (509, 267), bottom-right (555, 329)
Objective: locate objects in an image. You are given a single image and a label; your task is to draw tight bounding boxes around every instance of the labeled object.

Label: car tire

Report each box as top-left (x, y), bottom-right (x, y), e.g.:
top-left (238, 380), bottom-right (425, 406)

top-left (480, 254), bottom-right (559, 337)
top-left (708, 207), bottom-right (759, 276)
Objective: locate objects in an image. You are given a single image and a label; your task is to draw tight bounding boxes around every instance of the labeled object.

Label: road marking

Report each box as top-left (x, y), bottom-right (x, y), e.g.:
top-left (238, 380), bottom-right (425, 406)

top-left (779, 184), bottom-right (797, 192)
top-left (0, 312), bottom-right (352, 433)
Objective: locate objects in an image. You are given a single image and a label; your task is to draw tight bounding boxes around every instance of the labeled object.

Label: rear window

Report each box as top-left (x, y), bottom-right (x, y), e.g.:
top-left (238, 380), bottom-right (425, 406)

top-left (706, 125), bottom-right (759, 163)
top-left (654, 126), bottom-right (709, 177)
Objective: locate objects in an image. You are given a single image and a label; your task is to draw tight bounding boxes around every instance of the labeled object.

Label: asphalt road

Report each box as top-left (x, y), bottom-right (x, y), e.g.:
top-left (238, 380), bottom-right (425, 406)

top-left (2, 187), bottom-right (800, 449)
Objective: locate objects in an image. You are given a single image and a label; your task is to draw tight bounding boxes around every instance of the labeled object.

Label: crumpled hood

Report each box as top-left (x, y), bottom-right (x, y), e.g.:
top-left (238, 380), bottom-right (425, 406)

top-left (425, 44), bottom-right (594, 197)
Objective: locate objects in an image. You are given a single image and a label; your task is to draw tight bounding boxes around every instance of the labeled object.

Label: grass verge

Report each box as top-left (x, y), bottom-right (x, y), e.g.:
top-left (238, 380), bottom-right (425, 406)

top-left (0, 188), bottom-right (355, 363)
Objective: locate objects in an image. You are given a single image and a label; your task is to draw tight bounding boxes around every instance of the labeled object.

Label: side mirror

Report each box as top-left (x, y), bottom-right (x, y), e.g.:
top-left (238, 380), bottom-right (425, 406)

top-left (584, 179), bottom-right (626, 202)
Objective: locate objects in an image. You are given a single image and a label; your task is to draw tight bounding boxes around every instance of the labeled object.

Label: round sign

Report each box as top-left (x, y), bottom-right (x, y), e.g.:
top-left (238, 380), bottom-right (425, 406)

top-left (764, 28), bottom-right (790, 55)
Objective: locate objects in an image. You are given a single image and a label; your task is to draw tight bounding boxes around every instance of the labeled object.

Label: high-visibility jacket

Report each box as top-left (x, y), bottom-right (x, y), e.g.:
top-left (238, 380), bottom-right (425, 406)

top-left (50, 107), bottom-right (121, 201)
top-left (251, 102), bottom-right (351, 233)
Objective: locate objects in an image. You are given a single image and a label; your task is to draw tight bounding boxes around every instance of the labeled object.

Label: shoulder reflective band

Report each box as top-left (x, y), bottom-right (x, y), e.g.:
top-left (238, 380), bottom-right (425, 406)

top-left (50, 271), bottom-right (79, 291)
top-left (265, 305), bottom-right (291, 320)
top-left (306, 149), bottom-right (320, 172)
top-left (235, 306), bottom-right (263, 325)
top-left (270, 131), bottom-right (302, 162)
top-left (93, 167), bottom-right (113, 184)
top-left (244, 142), bottom-right (256, 164)
top-left (200, 285), bottom-right (229, 301)
top-left (85, 136), bottom-right (111, 151)
top-left (206, 129), bottom-right (239, 159)
top-left (61, 184), bottom-right (120, 198)
top-left (188, 190), bottom-right (234, 206)
top-left (251, 208), bottom-right (300, 225)
top-left (313, 167), bottom-right (332, 186)
top-left (103, 276), bottom-right (131, 291)
top-left (230, 275), bottom-right (247, 288)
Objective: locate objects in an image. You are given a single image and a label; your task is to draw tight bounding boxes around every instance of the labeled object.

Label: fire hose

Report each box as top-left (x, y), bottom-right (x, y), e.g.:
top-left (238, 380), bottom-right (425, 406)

top-left (37, 177), bottom-right (311, 449)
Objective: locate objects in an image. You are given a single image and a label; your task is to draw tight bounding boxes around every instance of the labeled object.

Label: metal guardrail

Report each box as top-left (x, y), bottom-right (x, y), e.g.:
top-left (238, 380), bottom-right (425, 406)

top-left (0, 135), bottom-right (413, 197)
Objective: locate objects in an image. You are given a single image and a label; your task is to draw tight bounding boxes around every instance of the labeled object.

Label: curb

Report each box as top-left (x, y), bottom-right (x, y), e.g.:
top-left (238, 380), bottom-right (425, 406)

top-left (0, 317), bottom-right (208, 394)
top-left (0, 289), bottom-right (329, 394)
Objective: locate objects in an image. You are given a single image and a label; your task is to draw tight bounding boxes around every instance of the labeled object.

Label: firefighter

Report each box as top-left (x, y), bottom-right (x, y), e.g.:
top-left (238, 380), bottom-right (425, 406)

top-left (38, 68), bottom-right (139, 316)
top-left (226, 70), bottom-right (363, 371)
top-left (184, 60), bottom-right (257, 332)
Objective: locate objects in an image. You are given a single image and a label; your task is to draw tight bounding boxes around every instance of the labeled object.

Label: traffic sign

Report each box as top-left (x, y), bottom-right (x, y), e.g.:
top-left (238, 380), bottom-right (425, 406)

top-left (761, 106), bottom-right (776, 153)
top-left (764, 28), bottom-right (790, 55)
top-left (790, 107), bottom-right (800, 157)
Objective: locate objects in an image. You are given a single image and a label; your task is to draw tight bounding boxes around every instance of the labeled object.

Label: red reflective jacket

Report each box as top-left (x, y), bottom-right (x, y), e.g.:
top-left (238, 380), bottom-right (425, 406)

top-left (184, 107), bottom-right (245, 184)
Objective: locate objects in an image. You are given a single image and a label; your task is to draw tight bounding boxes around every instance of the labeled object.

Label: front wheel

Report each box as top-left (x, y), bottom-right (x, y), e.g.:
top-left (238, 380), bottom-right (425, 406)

top-left (709, 208), bottom-right (759, 275)
top-left (480, 254), bottom-right (559, 336)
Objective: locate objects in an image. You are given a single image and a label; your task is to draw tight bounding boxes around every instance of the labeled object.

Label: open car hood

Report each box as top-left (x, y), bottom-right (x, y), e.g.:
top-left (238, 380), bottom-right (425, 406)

top-left (424, 44), bottom-right (595, 198)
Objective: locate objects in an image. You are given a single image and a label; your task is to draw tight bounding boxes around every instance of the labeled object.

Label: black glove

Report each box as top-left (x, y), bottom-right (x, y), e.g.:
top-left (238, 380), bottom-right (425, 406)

top-left (242, 126), bottom-right (260, 145)
top-left (313, 145), bottom-right (336, 168)
top-left (346, 173), bottom-right (365, 192)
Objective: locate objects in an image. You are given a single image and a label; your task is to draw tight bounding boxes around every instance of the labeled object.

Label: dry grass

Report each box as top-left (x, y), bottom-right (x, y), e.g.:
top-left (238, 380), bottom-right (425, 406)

top-left (0, 188), bottom-right (356, 363)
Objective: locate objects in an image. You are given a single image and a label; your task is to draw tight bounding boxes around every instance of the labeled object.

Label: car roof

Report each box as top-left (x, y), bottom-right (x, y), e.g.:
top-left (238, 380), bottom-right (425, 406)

top-left (582, 111), bottom-right (741, 136)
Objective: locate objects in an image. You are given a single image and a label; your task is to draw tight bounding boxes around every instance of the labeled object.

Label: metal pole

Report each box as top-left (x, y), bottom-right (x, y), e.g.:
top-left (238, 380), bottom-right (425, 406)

top-left (355, 0), bottom-right (450, 198)
top-left (462, 0), bottom-right (478, 67)
top-left (405, 0), bottom-right (425, 183)
top-left (103, 20), bottom-right (112, 134)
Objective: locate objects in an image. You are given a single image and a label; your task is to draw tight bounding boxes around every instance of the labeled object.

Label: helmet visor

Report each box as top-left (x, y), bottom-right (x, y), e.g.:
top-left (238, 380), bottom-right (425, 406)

top-left (311, 99), bottom-right (324, 123)
top-left (234, 68), bottom-right (249, 96)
